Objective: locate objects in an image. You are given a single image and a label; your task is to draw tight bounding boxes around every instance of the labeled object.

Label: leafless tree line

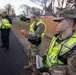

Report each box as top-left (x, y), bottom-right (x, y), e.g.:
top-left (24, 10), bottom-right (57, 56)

top-left (30, 0), bottom-right (76, 16)
top-left (50, 0), bottom-right (76, 16)
top-left (3, 0), bottom-right (76, 17)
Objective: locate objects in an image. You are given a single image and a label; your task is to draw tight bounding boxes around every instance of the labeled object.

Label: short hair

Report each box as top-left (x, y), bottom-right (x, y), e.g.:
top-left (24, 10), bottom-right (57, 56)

top-left (66, 18), bottom-right (76, 26)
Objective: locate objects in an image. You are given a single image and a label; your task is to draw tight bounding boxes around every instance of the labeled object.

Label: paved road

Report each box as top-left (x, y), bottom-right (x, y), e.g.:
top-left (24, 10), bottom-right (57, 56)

top-left (0, 31), bottom-right (32, 75)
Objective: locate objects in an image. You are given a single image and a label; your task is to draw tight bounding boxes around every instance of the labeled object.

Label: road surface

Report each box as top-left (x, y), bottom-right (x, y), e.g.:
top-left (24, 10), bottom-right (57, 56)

top-left (0, 31), bottom-right (32, 75)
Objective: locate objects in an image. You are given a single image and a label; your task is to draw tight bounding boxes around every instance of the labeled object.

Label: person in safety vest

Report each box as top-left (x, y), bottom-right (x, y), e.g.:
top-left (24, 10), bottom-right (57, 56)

top-left (38, 9), bottom-right (76, 75)
top-left (0, 11), bottom-right (12, 51)
top-left (23, 11), bottom-right (46, 75)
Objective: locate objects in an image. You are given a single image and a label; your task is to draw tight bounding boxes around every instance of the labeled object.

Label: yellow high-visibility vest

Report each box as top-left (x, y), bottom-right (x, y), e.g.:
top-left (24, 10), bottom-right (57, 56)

top-left (30, 19), bottom-right (46, 38)
top-left (45, 32), bottom-right (76, 68)
top-left (0, 18), bottom-right (11, 29)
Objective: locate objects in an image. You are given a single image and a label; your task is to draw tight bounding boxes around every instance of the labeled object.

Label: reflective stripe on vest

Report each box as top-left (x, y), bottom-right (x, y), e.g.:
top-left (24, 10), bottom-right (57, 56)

top-left (46, 32), bottom-right (76, 68)
top-left (30, 19), bottom-right (46, 38)
top-left (0, 18), bottom-right (11, 29)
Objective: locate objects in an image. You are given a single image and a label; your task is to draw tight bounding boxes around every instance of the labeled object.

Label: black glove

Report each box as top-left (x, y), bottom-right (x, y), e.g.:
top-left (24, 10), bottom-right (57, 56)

top-left (42, 55), bottom-right (46, 63)
top-left (38, 67), bottom-right (49, 73)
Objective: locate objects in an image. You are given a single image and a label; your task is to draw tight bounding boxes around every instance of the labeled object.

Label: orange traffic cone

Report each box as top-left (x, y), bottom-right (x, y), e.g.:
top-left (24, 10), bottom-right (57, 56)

top-left (20, 30), bottom-right (26, 35)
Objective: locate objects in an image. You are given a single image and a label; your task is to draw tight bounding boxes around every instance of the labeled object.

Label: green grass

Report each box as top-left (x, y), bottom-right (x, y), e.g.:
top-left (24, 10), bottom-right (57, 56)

top-left (12, 20), bottom-right (30, 31)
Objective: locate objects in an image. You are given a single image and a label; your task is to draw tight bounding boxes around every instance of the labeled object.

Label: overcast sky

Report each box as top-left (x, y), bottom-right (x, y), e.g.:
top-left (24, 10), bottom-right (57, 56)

top-left (0, 0), bottom-right (45, 15)
top-left (0, 0), bottom-right (67, 15)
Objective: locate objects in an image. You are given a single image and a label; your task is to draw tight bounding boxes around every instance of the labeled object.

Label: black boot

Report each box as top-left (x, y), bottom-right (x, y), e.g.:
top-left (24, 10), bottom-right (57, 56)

top-left (0, 45), bottom-right (5, 48)
top-left (3, 47), bottom-right (9, 51)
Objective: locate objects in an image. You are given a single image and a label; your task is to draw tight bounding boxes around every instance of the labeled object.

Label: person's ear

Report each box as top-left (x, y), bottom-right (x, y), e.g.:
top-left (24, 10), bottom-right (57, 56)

top-left (68, 20), bottom-right (73, 27)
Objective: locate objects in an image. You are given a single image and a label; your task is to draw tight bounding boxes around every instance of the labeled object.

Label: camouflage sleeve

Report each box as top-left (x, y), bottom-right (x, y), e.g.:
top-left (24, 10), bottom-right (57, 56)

top-left (34, 23), bottom-right (45, 38)
top-left (67, 46), bottom-right (76, 75)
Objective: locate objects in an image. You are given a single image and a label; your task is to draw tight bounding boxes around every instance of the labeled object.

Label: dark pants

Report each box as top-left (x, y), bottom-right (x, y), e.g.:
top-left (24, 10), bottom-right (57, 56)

top-left (1, 29), bottom-right (11, 48)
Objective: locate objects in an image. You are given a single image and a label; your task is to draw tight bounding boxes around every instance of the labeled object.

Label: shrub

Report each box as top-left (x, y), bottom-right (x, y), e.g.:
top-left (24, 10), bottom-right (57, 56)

top-left (20, 16), bottom-right (30, 22)
top-left (20, 16), bottom-right (26, 21)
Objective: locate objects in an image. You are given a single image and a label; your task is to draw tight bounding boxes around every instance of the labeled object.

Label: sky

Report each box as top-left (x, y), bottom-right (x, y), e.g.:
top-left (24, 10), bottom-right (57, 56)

top-left (0, 0), bottom-right (64, 15)
top-left (0, 0), bottom-right (44, 15)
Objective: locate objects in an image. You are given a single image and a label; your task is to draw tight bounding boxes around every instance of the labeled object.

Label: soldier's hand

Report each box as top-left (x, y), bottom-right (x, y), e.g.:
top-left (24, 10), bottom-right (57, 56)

top-left (27, 33), bottom-right (37, 40)
top-left (25, 31), bottom-right (30, 38)
top-left (25, 33), bottom-right (29, 38)
top-left (49, 68), bottom-right (52, 73)
top-left (30, 33), bottom-right (37, 38)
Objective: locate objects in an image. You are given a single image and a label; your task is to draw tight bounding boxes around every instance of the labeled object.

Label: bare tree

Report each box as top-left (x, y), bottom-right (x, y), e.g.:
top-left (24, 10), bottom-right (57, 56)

top-left (66, 0), bottom-right (76, 9)
top-left (20, 5), bottom-right (30, 17)
top-left (4, 3), bottom-right (15, 16)
top-left (20, 4), bottom-right (40, 17)
top-left (48, 0), bottom-right (76, 17)
top-left (30, 0), bottom-right (50, 15)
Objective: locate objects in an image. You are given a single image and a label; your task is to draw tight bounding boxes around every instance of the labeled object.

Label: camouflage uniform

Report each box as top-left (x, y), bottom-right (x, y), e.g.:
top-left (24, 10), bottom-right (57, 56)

top-left (53, 9), bottom-right (76, 75)
top-left (49, 45), bottom-right (76, 75)
top-left (66, 46), bottom-right (76, 75)
top-left (25, 14), bottom-right (45, 75)
top-left (38, 9), bottom-right (76, 75)
top-left (28, 22), bottom-right (45, 71)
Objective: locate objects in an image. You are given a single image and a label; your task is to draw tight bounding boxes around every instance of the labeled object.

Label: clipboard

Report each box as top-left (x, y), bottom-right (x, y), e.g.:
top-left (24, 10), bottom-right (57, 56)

top-left (36, 55), bottom-right (44, 68)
